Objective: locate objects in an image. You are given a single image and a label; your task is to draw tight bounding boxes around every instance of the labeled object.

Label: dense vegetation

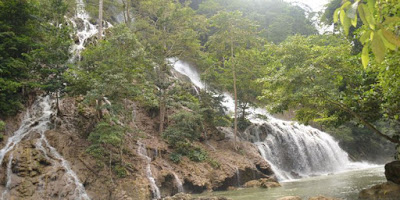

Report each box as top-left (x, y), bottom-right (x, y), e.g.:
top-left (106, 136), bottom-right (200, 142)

top-left (1, 0), bottom-right (399, 171)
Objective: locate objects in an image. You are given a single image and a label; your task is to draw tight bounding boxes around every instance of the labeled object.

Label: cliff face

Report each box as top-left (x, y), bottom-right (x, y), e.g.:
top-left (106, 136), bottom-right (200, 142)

top-left (0, 96), bottom-right (274, 199)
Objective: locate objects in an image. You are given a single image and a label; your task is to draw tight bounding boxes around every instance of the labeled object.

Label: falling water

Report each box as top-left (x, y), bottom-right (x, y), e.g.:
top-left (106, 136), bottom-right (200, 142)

top-left (69, 0), bottom-right (112, 61)
top-left (0, 96), bottom-right (90, 199)
top-left (171, 59), bottom-right (376, 181)
top-left (235, 167), bottom-right (240, 187)
top-left (1, 154), bottom-right (13, 199)
top-left (137, 141), bottom-right (161, 200)
top-left (172, 172), bottom-right (185, 193)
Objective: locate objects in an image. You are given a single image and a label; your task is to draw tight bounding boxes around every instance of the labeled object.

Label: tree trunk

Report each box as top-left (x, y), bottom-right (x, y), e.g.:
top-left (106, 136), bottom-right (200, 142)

top-left (231, 37), bottom-right (238, 150)
top-left (98, 0), bottom-right (103, 40)
top-left (159, 95), bottom-right (165, 134)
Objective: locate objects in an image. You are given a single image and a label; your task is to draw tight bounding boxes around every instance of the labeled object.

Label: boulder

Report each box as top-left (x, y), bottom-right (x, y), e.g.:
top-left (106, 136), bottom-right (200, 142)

top-left (359, 182), bottom-right (400, 200)
top-left (385, 161), bottom-right (400, 184)
top-left (276, 196), bottom-right (302, 200)
top-left (243, 178), bottom-right (281, 188)
top-left (163, 193), bottom-right (232, 200)
top-left (308, 196), bottom-right (340, 200)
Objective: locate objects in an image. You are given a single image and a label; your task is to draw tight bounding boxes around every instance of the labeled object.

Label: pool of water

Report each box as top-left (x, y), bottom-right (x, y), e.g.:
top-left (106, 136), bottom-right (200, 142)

top-left (196, 166), bottom-right (386, 200)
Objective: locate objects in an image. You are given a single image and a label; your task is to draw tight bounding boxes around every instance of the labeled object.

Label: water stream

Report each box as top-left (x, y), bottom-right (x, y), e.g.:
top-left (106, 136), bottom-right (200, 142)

top-left (172, 172), bottom-right (185, 193)
top-left (137, 141), bottom-right (161, 200)
top-left (0, 96), bottom-right (90, 199)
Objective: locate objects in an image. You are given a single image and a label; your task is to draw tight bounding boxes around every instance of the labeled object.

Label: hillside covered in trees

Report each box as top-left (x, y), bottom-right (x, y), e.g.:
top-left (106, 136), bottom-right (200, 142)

top-left (0, 0), bottom-right (399, 199)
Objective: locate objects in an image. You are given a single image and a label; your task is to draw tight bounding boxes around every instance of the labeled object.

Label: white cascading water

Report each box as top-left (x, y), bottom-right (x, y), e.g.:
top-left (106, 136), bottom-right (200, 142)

top-left (170, 58), bottom-right (375, 181)
top-left (69, 0), bottom-right (112, 61)
top-left (172, 172), bottom-right (185, 193)
top-left (0, 96), bottom-right (90, 199)
top-left (137, 141), bottom-right (161, 200)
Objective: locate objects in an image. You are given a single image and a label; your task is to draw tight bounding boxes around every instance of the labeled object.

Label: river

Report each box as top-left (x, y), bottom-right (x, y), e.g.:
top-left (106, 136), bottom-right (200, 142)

top-left (196, 166), bottom-right (386, 200)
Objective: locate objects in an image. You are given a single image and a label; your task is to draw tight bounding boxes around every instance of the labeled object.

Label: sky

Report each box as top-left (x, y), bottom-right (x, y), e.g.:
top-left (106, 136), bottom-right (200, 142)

top-left (285, 0), bottom-right (330, 12)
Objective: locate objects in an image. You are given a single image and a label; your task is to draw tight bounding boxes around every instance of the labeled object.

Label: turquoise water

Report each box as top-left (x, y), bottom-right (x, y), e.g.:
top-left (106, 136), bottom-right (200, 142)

top-left (196, 166), bottom-right (386, 200)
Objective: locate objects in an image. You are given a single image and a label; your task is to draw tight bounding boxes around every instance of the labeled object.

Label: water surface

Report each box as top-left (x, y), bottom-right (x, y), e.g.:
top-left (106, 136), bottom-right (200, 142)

top-left (197, 166), bottom-right (386, 200)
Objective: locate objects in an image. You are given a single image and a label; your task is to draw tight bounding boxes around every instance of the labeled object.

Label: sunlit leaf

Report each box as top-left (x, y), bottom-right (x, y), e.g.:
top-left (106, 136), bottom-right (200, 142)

top-left (357, 4), bottom-right (368, 26)
top-left (346, 0), bottom-right (360, 19)
top-left (378, 30), bottom-right (396, 50)
top-left (333, 8), bottom-right (340, 23)
top-left (361, 44), bottom-right (369, 69)
top-left (351, 14), bottom-right (358, 27)
top-left (371, 32), bottom-right (386, 63)
top-left (382, 29), bottom-right (400, 47)
top-left (360, 4), bottom-right (375, 30)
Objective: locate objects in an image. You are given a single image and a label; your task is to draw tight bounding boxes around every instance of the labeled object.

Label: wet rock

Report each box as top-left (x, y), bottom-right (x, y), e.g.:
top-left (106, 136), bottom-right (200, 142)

top-left (163, 193), bottom-right (232, 200)
top-left (243, 178), bottom-right (280, 188)
top-left (276, 196), bottom-right (302, 200)
top-left (308, 196), bottom-right (340, 200)
top-left (385, 161), bottom-right (400, 184)
top-left (359, 182), bottom-right (400, 200)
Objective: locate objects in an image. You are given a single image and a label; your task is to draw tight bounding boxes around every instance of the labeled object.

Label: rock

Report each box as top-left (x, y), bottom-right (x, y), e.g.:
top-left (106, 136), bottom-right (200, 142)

top-left (163, 193), bottom-right (231, 200)
top-left (359, 182), bottom-right (400, 200)
top-left (243, 180), bottom-right (261, 188)
top-left (385, 161), bottom-right (400, 184)
top-left (243, 178), bottom-right (280, 188)
top-left (276, 196), bottom-right (302, 200)
top-left (308, 196), bottom-right (340, 200)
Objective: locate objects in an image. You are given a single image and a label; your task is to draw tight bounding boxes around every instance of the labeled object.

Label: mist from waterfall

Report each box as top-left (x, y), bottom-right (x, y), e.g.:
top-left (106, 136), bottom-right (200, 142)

top-left (170, 58), bottom-right (376, 181)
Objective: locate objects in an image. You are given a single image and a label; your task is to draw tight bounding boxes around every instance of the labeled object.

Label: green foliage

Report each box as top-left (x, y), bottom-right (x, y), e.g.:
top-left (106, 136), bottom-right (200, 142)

top-left (198, 0), bottom-right (317, 43)
top-left (187, 147), bottom-right (208, 162)
top-left (163, 110), bottom-right (208, 162)
top-left (113, 163), bottom-right (128, 178)
top-left (170, 152), bottom-right (182, 163)
top-left (334, 0), bottom-right (400, 67)
top-left (0, 0), bottom-right (71, 116)
top-left (0, 120), bottom-right (5, 131)
top-left (163, 111), bottom-right (203, 146)
top-left (65, 25), bottom-right (154, 108)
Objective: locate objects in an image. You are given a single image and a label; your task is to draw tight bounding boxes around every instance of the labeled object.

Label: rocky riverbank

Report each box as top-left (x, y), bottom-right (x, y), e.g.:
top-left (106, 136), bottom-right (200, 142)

top-left (0, 96), bottom-right (277, 199)
top-left (359, 161), bottom-right (400, 200)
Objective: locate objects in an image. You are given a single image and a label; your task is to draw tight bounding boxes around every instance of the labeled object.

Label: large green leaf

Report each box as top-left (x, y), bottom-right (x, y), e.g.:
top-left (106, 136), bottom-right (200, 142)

top-left (357, 4), bottom-right (368, 26)
top-left (346, 0), bottom-right (360, 19)
top-left (361, 44), bottom-right (369, 69)
top-left (378, 30), bottom-right (396, 50)
top-left (360, 4), bottom-right (375, 30)
top-left (333, 8), bottom-right (340, 23)
top-left (382, 29), bottom-right (400, 47)
top-left (371, 32), bottom-right (386, 63)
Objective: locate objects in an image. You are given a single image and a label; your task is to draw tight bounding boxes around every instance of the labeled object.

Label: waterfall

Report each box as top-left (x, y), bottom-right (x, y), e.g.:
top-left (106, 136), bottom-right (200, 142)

top-left (137, 141), bottom-right (161, 200)
top-left (170, 59), bottom-right (376, 181)
top-left (69, 0), bottom-right (112, 61)
top-left (1, 154), bottom-right (13, 199)
top-left (172, 172), bottom-right (185, 193)
top-left (0, 96), bottom-right (90, 199)
top-left (235, 167), bottom-right (240, 187)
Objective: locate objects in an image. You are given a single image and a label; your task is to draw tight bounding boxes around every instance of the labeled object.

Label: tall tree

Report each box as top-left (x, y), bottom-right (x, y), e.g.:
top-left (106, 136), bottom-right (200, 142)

top-left (134, 0), bottom-right (202, 134)
top-left (207, 10), bottom-right (259, 148)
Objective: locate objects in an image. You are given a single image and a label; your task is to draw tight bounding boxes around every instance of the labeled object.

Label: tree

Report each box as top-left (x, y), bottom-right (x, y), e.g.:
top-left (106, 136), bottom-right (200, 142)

top-left (133, 0), bottom-right (202, 134)
top-left (0, 0), bottom-right (71, 116)
top-left (259, 35), bottom-right (400, 146)
top-left (206, 10), bottom-right (259, 148)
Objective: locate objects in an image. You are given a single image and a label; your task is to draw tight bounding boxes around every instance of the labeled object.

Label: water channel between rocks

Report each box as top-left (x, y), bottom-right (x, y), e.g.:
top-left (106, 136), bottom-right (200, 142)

top-left (195, 166), bottom-right (386, 200)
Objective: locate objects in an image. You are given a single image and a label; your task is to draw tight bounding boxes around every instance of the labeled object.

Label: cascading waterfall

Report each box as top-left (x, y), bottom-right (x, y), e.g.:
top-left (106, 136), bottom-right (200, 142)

top-left (69, 0), bottom-right (112, 61)
top-left (137, 141), bottom-right (161, 200)
top-left (171, 58), bottom-right (375, 182)
top-left (0, 96), bottom-right (90, 199)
